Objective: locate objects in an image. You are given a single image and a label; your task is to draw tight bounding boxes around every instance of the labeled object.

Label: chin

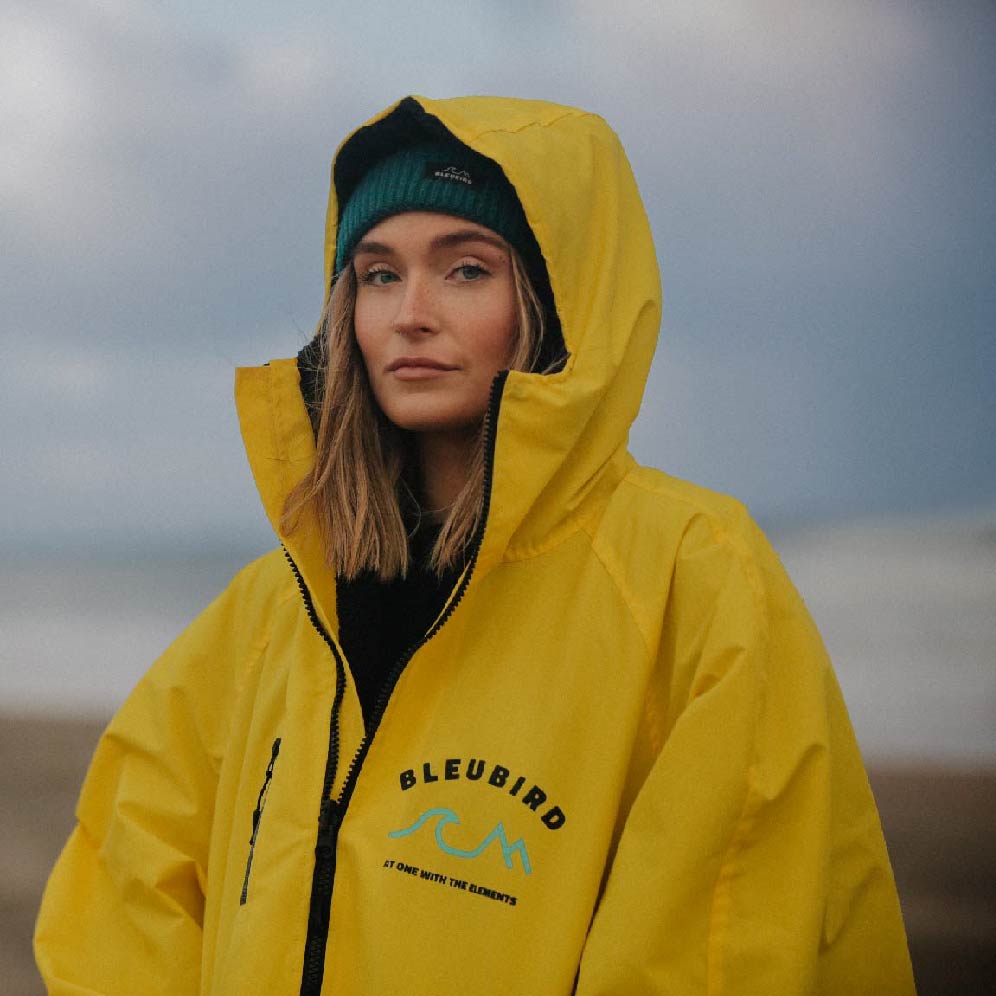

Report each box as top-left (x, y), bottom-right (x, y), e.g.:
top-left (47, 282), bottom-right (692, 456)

top-left (381, 405), bottom-right (484, 437)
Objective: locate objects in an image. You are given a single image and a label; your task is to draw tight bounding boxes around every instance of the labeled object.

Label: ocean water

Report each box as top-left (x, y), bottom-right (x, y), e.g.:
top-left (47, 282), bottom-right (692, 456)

top-left (772, 516), bottom-right (996, 767)
top-left (3, 516), bottom-right (994, 767)
top-left (1, 554), bottom-right (253, 716)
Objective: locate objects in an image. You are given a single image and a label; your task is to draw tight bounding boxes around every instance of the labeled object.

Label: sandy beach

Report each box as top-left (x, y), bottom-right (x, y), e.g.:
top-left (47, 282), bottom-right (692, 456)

top-left (3, 712), bottom-right (993, 995)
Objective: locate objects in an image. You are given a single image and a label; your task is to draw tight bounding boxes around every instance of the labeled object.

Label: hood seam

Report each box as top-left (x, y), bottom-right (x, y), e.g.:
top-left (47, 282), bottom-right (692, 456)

top-left (468, 107), bottom-right (596, 140)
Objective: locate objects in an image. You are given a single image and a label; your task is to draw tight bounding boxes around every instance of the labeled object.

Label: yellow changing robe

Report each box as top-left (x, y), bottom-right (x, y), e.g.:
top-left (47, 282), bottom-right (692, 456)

top-left (36, 95), bottom-right (915, 995)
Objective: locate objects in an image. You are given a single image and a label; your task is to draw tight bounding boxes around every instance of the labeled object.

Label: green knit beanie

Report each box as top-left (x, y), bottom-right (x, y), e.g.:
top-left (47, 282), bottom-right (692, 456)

top-left (334, 141), bottom-right (539, 275)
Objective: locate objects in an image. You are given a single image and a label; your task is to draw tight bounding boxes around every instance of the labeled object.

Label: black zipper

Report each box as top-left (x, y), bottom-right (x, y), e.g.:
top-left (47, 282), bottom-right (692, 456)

top-left (240, 736), bottom-right (282, 905)
top-left (296, 371), bottom-right (507, 996)
top-left (285, 548), bottom-right (347, 996)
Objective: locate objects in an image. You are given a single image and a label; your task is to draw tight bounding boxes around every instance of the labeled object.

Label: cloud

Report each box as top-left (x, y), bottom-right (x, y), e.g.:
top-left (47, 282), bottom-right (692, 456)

top-left (1, 343), bottom-right (112, 404)
top-left (2, 8), bottom-right (94, 202)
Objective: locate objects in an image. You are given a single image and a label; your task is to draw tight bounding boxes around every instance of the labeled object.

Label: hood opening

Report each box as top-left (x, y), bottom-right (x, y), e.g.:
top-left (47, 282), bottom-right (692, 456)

top-left (325, 96), bottom-right (566, 380)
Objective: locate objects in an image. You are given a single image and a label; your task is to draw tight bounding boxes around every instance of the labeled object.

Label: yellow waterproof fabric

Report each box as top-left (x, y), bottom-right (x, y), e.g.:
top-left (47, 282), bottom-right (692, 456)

top-left (35, 96), bottom-right (915, 995)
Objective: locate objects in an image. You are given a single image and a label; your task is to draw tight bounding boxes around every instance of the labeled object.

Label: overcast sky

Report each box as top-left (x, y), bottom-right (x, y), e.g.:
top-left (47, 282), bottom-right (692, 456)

top-left (3, 0), bottom-right (994, 557)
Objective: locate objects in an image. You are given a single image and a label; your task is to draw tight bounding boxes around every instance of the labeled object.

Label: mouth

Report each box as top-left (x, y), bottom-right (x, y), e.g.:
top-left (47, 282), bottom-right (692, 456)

top-left (386, 357), bottom-right (458, 373)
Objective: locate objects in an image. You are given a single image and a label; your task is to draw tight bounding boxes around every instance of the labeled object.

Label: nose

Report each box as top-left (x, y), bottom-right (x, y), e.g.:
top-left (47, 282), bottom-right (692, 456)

top-left (393, 273), bottom-right (437, 337)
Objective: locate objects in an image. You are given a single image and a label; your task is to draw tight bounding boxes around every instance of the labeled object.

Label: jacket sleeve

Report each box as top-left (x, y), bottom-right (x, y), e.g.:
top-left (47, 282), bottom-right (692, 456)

top-left (33, 559), bottom-right (267, 996)
top-left (575, 512), bottom-right (916, 996)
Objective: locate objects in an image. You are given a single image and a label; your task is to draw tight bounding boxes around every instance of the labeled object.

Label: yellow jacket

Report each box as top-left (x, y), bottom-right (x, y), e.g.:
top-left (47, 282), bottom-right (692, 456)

top-left (36, 96), bottom-right (915, 995)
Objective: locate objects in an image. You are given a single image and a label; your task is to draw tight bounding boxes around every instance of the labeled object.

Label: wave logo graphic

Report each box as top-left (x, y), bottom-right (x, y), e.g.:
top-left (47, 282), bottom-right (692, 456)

top-left (389, 807), bottom-right (532, 874)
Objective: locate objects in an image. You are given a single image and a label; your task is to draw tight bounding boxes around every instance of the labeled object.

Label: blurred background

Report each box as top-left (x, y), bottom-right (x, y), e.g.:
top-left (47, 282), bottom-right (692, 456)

top-left (2, 1), bottom-right (993, 992)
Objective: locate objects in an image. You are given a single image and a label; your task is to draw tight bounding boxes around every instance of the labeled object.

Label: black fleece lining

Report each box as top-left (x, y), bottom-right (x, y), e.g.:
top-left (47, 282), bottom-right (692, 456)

top-left (336, 524), bottom-right (461, 731)
top-left (296, 335), bottom-right (323, 435)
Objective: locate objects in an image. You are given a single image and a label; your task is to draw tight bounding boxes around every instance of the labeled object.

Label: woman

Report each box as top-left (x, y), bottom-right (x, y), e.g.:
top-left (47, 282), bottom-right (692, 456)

top-left (35, 95), bottom-right (915, 994)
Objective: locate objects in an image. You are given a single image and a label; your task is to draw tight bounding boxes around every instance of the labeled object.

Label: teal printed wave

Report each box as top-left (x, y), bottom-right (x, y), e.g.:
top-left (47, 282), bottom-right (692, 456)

top-left (389, 807), bottom-right (532, 875)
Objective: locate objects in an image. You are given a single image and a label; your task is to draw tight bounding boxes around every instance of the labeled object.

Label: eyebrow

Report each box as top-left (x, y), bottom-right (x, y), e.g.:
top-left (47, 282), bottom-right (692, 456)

top-left (352, 228), bottom-right (509, 258)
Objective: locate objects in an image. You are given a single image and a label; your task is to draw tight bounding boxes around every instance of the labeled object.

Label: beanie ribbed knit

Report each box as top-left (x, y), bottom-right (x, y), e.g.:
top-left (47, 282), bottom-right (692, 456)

top-left (334, 141), bottom-right (537, 275)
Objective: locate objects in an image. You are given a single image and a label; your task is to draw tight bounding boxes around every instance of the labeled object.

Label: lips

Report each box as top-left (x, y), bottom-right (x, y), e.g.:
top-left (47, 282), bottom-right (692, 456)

top-left (386, 357), bottom-right (457, 373)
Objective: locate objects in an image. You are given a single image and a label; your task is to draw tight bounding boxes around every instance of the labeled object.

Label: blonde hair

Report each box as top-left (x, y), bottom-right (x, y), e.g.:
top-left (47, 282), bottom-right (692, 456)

top-left (282, 247), bottom-right (546, 580)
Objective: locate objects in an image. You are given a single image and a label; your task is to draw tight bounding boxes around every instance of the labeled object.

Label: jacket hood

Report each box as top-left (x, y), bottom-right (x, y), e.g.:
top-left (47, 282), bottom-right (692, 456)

top-left (237, 95), bottom-right (662, 615)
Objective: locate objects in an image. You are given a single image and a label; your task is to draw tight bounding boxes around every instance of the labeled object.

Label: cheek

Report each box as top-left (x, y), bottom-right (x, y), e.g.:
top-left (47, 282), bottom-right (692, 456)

top-left (461, 281), bottom-right (518, 372)
top-left (484, 296), bottom-right (518, 369)
top-left (352, 307), bottom-right (379, 373)
top-left (490, 325), bottom-right (516, 369)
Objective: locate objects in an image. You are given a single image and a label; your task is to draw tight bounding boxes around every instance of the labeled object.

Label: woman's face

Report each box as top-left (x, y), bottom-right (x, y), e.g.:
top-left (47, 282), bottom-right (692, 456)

top-left (352, 211), bottom-right (518, 438)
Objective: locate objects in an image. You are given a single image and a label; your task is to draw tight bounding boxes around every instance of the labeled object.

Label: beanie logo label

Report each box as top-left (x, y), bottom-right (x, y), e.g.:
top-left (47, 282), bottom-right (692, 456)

top-left (424, 163), bottom-right (477, 187)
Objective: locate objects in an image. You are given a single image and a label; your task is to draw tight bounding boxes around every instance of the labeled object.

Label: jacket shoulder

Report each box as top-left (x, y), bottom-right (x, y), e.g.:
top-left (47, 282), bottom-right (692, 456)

top-left (221, 547), bottom-right (298, 613)
top-left (584, 460), bottom-right (787, 655)
top-left (593, 460), bottom-right (764, 579)
top-left (618, 462), bottom-right (754, 537)
top-left (126, 548), bottom-right (297, 716)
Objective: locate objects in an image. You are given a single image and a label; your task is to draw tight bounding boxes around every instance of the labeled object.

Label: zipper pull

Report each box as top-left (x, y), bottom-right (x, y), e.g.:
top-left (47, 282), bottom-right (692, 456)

top-left (250, 737), bottom-right (282, 843)
top-left (240, 736), bottom-right (282, 906)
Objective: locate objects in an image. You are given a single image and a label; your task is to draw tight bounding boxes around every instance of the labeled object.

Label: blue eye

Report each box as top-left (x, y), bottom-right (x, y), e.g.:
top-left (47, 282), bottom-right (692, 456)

top-left (361, 268), bottom-right (398, 286)
top-left (455, 264), bottom-right (486, 280)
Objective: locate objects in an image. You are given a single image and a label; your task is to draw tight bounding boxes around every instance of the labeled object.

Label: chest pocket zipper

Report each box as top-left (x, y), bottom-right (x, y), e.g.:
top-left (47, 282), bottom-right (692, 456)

top-left (240, 737), bottom-right (282, 905)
